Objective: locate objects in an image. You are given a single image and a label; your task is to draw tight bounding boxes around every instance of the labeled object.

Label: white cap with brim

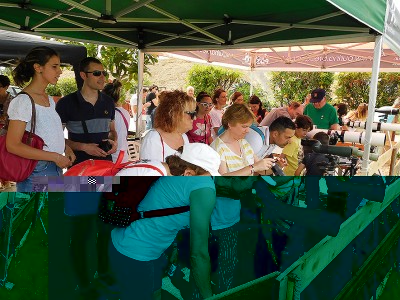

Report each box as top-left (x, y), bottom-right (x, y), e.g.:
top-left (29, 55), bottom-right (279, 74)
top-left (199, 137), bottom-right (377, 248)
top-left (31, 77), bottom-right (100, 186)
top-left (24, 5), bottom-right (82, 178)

top-left (180, 143), bottom-right (221, 176)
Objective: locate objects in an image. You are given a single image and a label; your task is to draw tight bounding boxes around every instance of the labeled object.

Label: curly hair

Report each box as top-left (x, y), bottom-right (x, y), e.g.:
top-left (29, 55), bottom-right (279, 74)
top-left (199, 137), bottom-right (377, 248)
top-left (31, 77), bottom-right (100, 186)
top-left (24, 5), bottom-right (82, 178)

top-left (153, 90), bottom-right (196, 132)
top-left (222, 103), bottom-right (255, 129)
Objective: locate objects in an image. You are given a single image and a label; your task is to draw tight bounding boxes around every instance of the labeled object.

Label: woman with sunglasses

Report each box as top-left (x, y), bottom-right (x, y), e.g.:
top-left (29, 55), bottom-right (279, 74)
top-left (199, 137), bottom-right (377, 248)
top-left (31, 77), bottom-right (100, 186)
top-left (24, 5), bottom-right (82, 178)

top-left (186, 92), bottom-right (213, 145)
top-left (6, 46), bottom-right (75, 191)
top-left (140, 90), bottom-right (196, 162)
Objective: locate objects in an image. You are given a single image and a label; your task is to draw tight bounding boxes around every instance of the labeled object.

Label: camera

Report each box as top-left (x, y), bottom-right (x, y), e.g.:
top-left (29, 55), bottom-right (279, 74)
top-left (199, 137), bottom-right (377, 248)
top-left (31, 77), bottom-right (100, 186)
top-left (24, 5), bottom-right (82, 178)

top-left (98, 140), bottom-right (112, 152)
top-left (267, 154), bottom-right (285, 176)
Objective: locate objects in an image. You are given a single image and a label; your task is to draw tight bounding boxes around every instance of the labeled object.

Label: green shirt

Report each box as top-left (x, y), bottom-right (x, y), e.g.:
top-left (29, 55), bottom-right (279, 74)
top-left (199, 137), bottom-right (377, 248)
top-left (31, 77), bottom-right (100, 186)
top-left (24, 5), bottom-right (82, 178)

top-left (304, 103), bottom-right (339, 129)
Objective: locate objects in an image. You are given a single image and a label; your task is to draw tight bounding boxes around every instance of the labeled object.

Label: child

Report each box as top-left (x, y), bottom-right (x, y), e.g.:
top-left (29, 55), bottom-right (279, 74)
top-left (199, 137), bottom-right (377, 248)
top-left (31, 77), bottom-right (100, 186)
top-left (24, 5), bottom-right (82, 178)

top-left (280, 115), bottom-right (313, 175)
top-left (295, 131), bottom-right (330, 176)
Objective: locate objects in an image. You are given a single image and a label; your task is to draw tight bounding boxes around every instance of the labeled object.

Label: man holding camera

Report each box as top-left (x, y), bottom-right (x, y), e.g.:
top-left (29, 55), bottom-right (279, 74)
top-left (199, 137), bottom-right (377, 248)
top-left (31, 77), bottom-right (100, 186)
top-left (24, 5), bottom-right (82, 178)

top-left (56, 57), bottom-right (117, 166)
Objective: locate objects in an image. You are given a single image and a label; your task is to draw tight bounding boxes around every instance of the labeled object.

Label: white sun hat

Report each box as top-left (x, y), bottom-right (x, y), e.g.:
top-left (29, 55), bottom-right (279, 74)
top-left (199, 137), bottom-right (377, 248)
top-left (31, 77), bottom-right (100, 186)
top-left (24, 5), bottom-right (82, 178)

top-left (180, 143), bottom-right (221, 176)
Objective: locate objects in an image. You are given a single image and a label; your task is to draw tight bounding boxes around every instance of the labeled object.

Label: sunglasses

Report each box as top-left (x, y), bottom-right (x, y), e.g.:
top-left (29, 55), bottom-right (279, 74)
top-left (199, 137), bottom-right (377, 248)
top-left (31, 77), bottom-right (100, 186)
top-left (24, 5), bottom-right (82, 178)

top-left (85, 70), bottom-right (108, 77)
top-left (199, 102), bottom-right (213, 108)
top-left (184, 111), bottom-right (197, 120)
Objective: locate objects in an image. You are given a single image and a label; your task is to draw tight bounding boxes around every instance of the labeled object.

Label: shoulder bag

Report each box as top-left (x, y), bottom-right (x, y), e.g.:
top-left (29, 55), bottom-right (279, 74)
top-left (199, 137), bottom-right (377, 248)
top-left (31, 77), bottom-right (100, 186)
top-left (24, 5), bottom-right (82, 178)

top-left (0, 92), bottom-right (45, 182)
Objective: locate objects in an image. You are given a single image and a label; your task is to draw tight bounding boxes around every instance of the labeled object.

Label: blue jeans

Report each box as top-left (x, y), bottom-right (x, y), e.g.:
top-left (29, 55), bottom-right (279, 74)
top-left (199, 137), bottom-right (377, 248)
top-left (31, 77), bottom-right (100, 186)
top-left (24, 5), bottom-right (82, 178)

top-left (109, 240), bottom-right (166, 300)
top-left (17, 160), bottom-right (62, 192)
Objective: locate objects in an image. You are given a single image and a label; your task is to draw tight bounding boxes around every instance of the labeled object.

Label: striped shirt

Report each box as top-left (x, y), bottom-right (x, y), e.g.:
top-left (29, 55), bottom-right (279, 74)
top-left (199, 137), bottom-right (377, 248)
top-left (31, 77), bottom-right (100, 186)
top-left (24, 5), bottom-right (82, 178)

top-left (211, 137), bottom-right (255, 172)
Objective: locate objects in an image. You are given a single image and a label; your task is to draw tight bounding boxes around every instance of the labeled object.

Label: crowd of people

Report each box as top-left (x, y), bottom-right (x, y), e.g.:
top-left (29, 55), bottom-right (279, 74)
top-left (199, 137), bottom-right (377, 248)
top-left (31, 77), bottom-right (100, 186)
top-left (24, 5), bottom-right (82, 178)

top-left (1, 46), bottom-right (399, 300)
top-left (2, 46), bottom-right (400, 189)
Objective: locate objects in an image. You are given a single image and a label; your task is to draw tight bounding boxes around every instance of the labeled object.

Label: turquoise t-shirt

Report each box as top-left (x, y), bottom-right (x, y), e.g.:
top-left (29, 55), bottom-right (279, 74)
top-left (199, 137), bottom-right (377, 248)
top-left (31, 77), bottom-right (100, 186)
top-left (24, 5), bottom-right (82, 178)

top-left (304, 103), bottom-right (339, 129)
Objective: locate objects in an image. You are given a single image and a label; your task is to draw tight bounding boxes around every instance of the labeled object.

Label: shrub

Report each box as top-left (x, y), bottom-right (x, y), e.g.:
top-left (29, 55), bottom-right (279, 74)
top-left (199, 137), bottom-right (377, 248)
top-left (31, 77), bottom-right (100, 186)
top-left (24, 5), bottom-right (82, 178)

top-left (271, 71), bottom-right (334, 106)
top-left (187, 65), bottom-right (243, 96)
top-left (45, 84), bottom-right (62, 96)
top-left (58, 77), bottom-right (78, 96)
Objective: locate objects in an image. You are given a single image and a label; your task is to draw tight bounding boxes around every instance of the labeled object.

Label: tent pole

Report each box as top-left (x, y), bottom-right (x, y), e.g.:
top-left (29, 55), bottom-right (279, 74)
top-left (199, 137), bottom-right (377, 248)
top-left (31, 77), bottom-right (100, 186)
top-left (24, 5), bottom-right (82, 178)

top-left (250, 70), bottom-right (254, 96)
top-left (360, 34), bottom-right (383, 176)
top-left (135, 50), bottom-right (145, 138)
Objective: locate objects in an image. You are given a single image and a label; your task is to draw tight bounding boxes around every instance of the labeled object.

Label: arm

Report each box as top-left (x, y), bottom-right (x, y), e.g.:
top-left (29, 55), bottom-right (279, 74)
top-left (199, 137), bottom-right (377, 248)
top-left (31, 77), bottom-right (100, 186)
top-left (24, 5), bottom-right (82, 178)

top-left (107, 120), bottom-right (118, 154)
top-left (6, 120), bottom-right (71, 168)
top-left (330, 123), bottom-right (340, 130)
top-left (218, 158), bottom-right (276, 176)
top-left (294, 163), bottom-right (305, 176)
top-left (190, 187), bottom-right (216, 299)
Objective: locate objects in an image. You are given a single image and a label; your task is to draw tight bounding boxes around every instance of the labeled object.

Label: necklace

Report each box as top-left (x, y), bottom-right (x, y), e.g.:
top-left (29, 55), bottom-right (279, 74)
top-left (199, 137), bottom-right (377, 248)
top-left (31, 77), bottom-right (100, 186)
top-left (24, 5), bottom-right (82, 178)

top-left (30, 91), bottom-right (50, 107)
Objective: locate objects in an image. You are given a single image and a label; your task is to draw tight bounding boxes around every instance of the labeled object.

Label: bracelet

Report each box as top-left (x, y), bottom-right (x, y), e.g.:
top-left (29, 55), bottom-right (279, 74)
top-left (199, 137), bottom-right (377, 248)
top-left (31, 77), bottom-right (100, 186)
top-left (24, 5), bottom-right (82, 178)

top-left (250, 164), bottom-right (255, 175)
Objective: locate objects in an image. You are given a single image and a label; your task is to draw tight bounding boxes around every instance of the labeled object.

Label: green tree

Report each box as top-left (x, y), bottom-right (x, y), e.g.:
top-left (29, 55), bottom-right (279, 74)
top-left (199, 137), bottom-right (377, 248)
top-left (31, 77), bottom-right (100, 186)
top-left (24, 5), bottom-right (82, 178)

top-left (377, 73), bottom-right (400, 107)
top-left (271, 71), bottom-right (334, 106)
top-left (335, 72), bottom-right (371, 109)
top-left (187, 65), bottom-right (244, 96)
top-left (336, 72), bottom-right (400, 109)
top-left (231, 80), bottom-right (267, 105)
top-left (98, 46), bottom-right (157, 95)
top-left (43, 38), bottom-right (158, 96)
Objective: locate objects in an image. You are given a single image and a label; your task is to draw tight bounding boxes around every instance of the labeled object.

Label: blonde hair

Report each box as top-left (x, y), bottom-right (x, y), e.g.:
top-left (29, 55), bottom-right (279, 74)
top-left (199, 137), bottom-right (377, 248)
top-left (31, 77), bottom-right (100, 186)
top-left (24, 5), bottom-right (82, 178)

top-left (222, 103), bottom-right (255, 129)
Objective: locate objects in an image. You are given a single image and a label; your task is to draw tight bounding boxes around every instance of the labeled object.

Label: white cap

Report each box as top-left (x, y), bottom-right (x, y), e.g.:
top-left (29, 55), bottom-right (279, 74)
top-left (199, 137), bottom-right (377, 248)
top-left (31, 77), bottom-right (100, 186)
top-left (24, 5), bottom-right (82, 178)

top-left (180, 143), bottom-right (221, 176)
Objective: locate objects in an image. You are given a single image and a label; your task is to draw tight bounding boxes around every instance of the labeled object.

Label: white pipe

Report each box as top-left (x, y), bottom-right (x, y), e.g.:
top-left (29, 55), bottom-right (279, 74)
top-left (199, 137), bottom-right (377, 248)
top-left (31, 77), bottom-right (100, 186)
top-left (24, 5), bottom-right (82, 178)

top-left (345, 120), bottom-right (400, 132)
top-left (306, 129), bottom-right (386, 146)
top-left (136, 50), bottom-right (144, 138)
top-left (361, 35), bottom-right (383, 175)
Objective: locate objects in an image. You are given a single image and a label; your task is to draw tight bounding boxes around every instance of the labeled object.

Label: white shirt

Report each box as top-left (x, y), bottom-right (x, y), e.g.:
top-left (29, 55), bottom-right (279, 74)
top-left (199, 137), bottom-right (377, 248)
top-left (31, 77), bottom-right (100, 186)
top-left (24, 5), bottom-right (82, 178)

top-left (140, 129), bottom-right (190, 162)
top-left (8, 94), bottom-right (65, 154)
top-left (116, 160), bottom-right (168, 176)
top-left (209, 107), bottom-right (224, 139)
top-left (111, 177), bottom-right (216, 261)
top-left (112, 107), bottom-right (131, 163)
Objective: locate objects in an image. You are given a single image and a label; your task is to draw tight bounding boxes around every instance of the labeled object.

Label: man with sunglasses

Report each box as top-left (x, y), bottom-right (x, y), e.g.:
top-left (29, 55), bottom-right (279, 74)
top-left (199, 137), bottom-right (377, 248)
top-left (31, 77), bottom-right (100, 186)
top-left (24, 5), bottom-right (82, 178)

top-left (56, 57), bottom-right (118, 166)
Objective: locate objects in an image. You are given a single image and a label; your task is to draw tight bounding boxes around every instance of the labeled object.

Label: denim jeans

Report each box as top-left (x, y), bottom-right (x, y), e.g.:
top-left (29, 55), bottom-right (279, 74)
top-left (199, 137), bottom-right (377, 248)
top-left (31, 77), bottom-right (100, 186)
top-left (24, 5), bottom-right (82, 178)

top-left (109, 240), bottom-right (166, 300)
top-left (16, 160), bottom-right (62, 192)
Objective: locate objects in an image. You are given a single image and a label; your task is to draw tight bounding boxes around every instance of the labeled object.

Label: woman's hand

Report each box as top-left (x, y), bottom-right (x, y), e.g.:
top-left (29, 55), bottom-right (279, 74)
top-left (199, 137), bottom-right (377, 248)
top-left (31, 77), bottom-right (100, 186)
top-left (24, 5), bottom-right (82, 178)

top-left (64, 144), bottom-right (76, 164)
top-left (52, 153), bottom-right (72, 169)
top-left (254, 158), bottom-right (275, 172)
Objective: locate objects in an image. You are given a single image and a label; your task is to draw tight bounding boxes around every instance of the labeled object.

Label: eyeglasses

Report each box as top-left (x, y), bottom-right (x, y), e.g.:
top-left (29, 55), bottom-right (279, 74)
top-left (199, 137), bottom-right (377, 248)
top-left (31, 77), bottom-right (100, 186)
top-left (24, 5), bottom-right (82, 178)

top-left (199, 102), bottom-right (213, 108)
top-left (85, 70), bottom-right (108, 77)
top-left (184, 111), bottom-right (197, 120)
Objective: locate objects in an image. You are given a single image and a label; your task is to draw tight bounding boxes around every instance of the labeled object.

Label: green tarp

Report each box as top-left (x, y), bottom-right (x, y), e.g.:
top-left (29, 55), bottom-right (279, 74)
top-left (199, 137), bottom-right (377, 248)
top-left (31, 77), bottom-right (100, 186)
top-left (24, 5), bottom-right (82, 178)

top-left (0, 0), bottom-right (397, 54)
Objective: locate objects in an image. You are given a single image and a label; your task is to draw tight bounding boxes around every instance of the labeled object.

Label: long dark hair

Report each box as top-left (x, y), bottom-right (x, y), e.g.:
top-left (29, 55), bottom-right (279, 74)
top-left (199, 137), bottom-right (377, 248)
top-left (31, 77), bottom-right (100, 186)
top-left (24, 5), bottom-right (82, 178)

top-left (13, 46), bottom-right (59, 87)
top-left (249, 95), bottom-right (265, 118)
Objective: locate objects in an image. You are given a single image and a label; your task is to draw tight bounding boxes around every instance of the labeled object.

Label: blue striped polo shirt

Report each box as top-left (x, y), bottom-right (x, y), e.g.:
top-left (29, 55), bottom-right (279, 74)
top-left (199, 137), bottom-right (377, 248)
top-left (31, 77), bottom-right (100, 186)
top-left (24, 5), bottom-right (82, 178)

top-left (56, 91), bottom-right (115, 165)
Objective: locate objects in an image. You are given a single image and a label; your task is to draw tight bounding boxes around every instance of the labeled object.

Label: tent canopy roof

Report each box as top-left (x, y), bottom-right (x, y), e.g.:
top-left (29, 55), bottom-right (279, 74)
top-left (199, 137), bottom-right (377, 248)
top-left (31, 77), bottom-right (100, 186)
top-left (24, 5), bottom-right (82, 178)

top-left (0, 0), bottom-right (393, 53)
top-left (156, 42), bottom-right (400, 72)
top-left (0, 29), bottom-right (87, 68)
